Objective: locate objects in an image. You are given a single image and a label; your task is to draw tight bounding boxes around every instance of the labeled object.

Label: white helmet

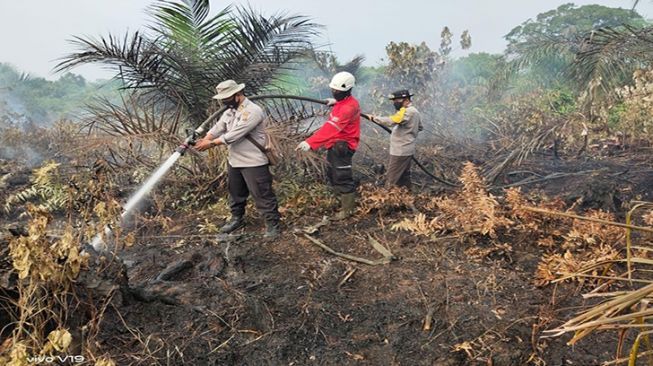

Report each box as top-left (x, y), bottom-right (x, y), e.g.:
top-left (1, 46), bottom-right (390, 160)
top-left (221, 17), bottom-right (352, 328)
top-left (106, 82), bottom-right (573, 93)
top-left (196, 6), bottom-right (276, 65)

top-left (329, 71), bottom-right (355, 91)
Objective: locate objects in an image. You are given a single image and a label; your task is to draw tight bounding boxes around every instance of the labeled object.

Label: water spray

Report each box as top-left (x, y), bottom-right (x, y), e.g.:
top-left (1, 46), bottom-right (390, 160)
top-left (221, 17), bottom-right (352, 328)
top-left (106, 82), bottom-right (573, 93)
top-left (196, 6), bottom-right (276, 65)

top-left (89, 106), bottom-right (228, 251)
top-left (88, 94), bottom-right (454, 252)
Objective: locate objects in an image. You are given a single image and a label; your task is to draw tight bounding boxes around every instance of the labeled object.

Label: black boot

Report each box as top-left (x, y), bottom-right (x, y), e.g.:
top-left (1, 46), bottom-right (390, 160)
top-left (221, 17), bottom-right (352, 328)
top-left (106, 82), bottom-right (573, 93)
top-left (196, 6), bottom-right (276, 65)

top-left (264, 220), bottom-right (281, 238)
top-left (220, 216), bottom-right (245, 233)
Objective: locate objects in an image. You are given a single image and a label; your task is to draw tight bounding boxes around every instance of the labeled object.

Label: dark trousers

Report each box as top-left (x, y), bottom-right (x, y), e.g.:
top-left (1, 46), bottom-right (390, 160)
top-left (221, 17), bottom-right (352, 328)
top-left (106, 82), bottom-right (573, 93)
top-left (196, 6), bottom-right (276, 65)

top-left (386, 155), bottom-right (412, 189)
top-left (326, 141), bottom-right (355, 194)
top-left (228, 164), bottom-right (280, 222)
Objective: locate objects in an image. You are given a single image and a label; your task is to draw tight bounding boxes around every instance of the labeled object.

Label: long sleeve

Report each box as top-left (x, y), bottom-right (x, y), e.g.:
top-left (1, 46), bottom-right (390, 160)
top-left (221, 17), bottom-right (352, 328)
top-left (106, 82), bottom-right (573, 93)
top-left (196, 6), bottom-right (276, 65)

top-left (207, 113), bottom-right (229, 139)
top-left (376, 107), bottom-right (413, 127)
top-left (306, 103), bottom-right (358, 150)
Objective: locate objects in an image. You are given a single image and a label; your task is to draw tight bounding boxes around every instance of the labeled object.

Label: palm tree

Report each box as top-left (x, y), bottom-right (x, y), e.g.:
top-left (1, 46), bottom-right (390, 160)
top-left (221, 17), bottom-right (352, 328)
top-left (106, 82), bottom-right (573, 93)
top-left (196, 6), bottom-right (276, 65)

top-left (572, 25), bottom-right (653, 94)
top-left (56, 0), bottom-right (319, 127)
top-left (503, 4), bottom-right (650, 104)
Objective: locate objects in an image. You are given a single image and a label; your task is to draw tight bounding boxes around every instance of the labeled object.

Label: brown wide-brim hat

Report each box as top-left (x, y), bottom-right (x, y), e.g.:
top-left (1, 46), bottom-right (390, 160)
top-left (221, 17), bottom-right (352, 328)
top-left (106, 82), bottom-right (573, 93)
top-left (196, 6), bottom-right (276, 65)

top-left (212, 80), bottom-right (245, 100)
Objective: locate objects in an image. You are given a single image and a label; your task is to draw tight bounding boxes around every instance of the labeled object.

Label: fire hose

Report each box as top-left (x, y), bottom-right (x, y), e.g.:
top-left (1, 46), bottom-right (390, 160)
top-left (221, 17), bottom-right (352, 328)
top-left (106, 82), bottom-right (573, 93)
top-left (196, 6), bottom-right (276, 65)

top-left (90, 94), bottom-right (456, 251)
top-left (177, 94), bottom-right (457, 187)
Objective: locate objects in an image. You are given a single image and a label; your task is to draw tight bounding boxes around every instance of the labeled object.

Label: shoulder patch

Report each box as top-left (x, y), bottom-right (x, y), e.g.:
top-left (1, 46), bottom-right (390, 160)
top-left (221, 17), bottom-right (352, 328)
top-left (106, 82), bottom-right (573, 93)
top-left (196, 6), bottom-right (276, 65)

top-left (390, 107), bottom-right (406, 124)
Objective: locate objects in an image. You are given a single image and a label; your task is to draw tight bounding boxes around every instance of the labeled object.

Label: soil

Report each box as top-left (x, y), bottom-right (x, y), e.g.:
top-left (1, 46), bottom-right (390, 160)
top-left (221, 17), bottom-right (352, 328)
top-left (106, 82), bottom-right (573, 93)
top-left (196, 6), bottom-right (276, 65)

top-left (2, 152), bottom-right (653, 365)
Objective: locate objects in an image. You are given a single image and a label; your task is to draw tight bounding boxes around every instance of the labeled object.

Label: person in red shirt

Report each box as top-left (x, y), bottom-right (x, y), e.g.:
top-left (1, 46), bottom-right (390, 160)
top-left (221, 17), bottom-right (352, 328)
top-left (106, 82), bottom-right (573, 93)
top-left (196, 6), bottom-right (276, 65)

top-left (296, 71), bottom-right (361, 220)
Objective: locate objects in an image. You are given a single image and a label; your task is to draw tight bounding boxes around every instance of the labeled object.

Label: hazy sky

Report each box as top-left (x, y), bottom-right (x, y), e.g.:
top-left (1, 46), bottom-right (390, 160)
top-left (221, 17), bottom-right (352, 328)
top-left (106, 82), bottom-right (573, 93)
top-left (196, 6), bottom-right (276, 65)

top-left (1, 1), bottom-right (651, 80)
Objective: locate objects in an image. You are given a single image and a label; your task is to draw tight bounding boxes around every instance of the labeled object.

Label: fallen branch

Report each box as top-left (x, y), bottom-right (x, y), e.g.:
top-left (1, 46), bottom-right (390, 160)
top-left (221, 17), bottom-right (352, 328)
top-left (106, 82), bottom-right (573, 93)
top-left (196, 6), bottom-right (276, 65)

top-left (302, 234), bottom-right (393, 265)
top-left (498, 169), bottom-right (605, 189)
top-left (521, 206), bottom-right (653, 234)
top-left (368, 234), bottom-right (397, 261)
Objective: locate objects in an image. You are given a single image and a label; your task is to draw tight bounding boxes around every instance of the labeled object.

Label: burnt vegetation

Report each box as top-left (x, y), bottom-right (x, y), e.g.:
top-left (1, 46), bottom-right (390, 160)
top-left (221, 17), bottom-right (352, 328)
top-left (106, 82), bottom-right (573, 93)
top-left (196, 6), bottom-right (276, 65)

top-left (4, 1), bottom-right (653, 365)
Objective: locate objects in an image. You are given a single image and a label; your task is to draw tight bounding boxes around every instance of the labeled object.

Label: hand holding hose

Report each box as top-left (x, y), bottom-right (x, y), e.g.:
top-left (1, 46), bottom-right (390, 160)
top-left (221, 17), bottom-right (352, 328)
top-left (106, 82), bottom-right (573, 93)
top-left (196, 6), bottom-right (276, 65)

top-left (195, 137), bottom-right (221, 151)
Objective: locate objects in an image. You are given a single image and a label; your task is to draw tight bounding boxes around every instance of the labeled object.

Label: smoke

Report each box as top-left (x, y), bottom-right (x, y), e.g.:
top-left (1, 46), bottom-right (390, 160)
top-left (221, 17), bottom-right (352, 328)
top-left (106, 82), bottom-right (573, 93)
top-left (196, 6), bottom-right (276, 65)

top-left (0, 109), bottom-right (47, 167)
top-left (0, 145), bottom-right (45, 168)
top-left (0, 94), bottom-right (32, 126)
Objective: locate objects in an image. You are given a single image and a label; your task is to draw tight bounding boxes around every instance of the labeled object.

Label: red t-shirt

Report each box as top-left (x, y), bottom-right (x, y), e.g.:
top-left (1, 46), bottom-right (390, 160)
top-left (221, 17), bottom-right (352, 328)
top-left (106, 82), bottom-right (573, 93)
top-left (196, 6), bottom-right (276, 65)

top-left (306, 95), bottom-right (360, 150)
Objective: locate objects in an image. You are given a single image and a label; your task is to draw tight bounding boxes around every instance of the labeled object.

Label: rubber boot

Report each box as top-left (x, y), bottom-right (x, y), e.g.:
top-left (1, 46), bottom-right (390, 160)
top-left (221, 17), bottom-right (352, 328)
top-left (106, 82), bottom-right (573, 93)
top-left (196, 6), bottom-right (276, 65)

top-left (263, 220), bottom-right (281, 239)
top-left (220, 216), bottom-right (245, 233)
top-left (333, 192), bottom-right (356, 221)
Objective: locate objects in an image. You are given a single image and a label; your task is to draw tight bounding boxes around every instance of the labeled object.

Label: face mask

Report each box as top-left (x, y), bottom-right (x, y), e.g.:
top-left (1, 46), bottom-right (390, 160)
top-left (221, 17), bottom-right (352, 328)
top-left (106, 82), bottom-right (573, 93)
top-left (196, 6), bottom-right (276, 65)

top-left (222, 96), bottom-right (239, 109)
top-left (393, 100), bottom-right (404, 111)
top-left (332, 90), bottom-right (349, 101)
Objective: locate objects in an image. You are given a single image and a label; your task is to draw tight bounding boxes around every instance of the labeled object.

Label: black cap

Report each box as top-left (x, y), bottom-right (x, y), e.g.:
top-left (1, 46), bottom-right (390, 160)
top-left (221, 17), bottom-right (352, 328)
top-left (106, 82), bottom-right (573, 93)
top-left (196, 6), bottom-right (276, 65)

top-left (388, 89), bottom-right (414, 99)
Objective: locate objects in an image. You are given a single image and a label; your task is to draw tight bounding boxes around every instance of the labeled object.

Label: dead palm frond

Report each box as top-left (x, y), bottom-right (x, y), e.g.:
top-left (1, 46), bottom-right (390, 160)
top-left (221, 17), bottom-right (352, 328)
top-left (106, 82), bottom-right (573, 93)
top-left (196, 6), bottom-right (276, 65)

top-left (83, 93), bottom-right (183, 137)
top-left (538, 203), bottom-right (653, 365)
top-left (310, 50), bottom-right (366, 80)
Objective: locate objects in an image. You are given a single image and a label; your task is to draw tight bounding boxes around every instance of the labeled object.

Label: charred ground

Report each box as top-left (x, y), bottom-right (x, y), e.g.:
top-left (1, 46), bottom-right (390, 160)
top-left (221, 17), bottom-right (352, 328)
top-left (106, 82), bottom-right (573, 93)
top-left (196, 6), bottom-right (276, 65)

top-left (3, 148), bottom-right (652, 365)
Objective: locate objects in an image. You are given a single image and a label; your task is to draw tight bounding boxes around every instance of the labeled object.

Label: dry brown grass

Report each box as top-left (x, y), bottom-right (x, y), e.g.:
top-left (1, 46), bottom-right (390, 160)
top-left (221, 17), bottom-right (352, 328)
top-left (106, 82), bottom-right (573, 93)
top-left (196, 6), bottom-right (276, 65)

top-left (358, 184), bottom-right (414, 215)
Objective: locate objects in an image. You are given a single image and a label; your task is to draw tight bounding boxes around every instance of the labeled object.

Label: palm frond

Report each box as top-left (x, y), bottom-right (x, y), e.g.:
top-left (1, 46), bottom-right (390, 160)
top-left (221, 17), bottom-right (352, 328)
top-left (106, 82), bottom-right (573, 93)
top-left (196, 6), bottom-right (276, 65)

top-left (55, 32), bottom-right (167, 89)
top-left (147, 0), bottom-right (233, 51)
top-left (56, 1), bottom-right (319, 130)
top-left (507, 33), bottom-right (578, 73)
top-left (572, 25), bottom-right (653, 94)
top-left (219, 6), bottom-right (319, 93)
top-left (632, 0), bottom-right (641, 10)
top-left (83, 92), bottom-right (183, 137)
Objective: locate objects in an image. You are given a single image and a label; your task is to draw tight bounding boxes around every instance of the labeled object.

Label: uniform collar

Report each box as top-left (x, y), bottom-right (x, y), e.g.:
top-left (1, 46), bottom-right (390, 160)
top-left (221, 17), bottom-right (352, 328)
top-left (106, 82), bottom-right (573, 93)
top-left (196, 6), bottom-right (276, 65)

top-left (335, 95), bottom-right (352, 104)
top-left (236, 97), bottom-right (250, 112)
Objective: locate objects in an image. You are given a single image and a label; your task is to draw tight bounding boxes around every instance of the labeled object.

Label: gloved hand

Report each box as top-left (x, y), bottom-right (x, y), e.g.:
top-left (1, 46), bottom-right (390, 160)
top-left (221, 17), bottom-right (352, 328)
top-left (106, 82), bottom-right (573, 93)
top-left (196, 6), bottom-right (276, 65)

top-left (326, 98), bottom-right (336, 106)
top-left (295, 141), bottom-right (311, 151)
top-left (295, 141), bottom-right (311, 152)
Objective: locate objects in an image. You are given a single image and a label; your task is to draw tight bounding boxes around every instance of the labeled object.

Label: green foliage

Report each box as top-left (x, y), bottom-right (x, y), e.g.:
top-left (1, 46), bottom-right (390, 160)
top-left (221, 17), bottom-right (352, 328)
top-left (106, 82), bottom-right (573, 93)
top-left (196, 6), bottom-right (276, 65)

top-left (448, 53), bottom-right (503, 85)
top-left (505, 4), bottom-right (648, 93)
top-left (5, 161), bottom-right (69, 214)
top-left (0, 63), bottom-right (120, 125)
top-left (355, 27), bottom-right (473, 130)
top-left (506, 3), bottom-right (646, 48)
top-left (441, 53), bottom-right (506, 105)
top-left (607, 103), bottom-right (625, 129)
top-left (549, 89), bottom-right (576, 115)
top-left (382, 27), bottom-right (471, 93)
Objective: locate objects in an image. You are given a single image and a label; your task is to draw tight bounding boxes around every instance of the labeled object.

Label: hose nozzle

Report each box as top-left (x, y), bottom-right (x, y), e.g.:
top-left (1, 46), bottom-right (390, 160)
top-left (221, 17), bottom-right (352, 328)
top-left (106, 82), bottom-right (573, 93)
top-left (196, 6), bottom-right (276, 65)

top-left (176, 128), bottom-right (199, 155)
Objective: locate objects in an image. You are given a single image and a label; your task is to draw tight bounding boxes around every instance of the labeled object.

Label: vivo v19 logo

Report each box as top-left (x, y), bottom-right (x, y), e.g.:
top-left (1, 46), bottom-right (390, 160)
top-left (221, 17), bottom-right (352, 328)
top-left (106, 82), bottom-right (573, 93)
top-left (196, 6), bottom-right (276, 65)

top-left (26, 355), bottom-right (85, 364)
